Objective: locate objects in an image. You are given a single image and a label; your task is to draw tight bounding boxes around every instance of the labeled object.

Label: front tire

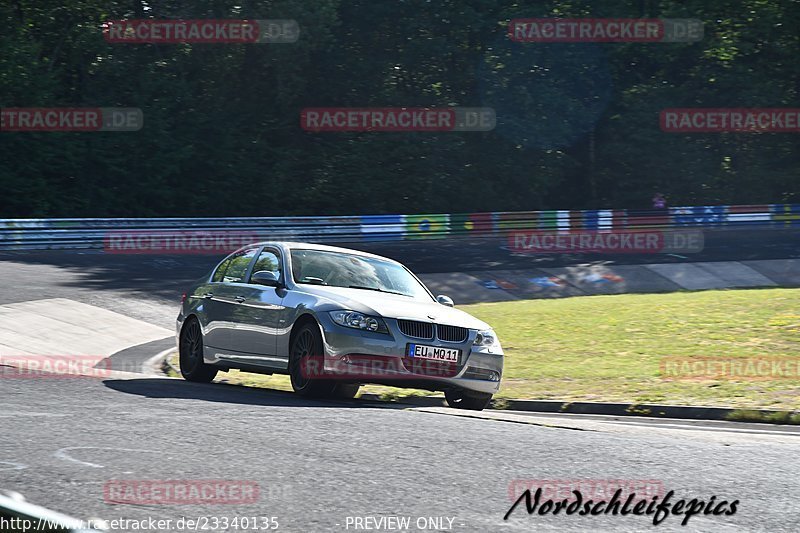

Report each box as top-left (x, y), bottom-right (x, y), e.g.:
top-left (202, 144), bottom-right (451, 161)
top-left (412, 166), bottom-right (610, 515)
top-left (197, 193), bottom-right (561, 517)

top-left (289, 322), bottom-right (337, 397)
top-left (179, 318), bottom-right (218, 383)
top-left (332, 383), bottom-right (360, 400)
top-left (445, 389), bottom-right (493, 411)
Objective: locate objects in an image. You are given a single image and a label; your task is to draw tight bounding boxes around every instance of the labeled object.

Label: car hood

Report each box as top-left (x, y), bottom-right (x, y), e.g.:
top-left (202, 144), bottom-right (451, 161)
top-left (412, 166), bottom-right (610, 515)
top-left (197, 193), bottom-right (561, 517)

top-left (299, 285), bottom-right (491, 330)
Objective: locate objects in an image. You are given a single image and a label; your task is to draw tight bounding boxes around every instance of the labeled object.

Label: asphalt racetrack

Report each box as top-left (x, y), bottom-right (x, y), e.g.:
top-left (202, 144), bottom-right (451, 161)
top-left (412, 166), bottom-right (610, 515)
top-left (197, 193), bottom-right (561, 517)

top-left (1, 229), bottom-right (800, 532)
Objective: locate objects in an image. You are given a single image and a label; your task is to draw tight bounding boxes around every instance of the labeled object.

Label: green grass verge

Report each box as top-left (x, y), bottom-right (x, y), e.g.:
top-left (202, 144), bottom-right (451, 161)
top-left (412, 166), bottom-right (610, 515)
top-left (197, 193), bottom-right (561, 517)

top-left (461, 288), bottom-right (800, 410)
top-left (726, 409), bottom-right (800, 424)
top-left (170, 288), bottom-right (800, 410)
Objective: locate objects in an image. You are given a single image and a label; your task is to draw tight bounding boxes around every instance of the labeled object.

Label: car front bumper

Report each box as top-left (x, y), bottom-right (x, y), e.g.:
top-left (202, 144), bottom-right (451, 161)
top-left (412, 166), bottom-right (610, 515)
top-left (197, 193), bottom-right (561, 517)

top-left (316, 313), bottom-right (503, 395)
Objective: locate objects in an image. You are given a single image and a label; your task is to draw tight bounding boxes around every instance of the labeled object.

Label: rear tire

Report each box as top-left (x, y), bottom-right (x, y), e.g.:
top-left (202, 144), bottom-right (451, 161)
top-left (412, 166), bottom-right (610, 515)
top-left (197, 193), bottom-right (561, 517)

top-left (289, 322), bottom-right (337, 397)
top-left (179, 318), bottom-right (218, 383)
top-left (445, 389), bottom-right (492, 411)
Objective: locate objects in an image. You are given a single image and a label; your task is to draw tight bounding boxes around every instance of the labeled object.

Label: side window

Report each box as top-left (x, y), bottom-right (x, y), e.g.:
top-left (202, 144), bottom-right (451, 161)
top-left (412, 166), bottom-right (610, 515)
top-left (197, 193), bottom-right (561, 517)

top-left (221, 247), bottom-right (259, 283)
top-left (211, 257), bottom-right (232, 282)
top-left (250, 249), bottom-right (281, 282)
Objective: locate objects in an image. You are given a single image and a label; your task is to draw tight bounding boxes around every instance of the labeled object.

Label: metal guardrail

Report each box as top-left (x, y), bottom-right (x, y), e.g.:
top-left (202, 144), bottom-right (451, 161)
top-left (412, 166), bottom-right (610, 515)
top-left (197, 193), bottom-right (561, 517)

top-left (0, 203), bottom-right (797, 251)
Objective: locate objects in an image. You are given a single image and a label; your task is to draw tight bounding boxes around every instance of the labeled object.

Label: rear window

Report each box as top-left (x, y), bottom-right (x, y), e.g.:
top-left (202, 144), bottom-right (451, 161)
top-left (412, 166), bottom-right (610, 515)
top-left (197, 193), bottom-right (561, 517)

top-left (212, 247), bottom-right (258, 283)
top-left (211, 258), bottom-right (232, 282)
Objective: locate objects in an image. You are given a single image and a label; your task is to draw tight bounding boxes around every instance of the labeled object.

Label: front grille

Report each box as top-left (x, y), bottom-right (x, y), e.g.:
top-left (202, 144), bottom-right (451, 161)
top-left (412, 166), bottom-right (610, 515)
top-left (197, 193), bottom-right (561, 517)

top-left (397, 319), bottom-right (434, 340)
top-left (437, 324), bottom-right (469, 343)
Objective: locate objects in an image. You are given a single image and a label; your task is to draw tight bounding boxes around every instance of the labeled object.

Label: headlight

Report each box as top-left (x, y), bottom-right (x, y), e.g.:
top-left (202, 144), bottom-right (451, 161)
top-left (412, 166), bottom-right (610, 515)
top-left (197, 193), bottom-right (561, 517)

top-left (329, 311), bottom-right (390, 335)
top-left (473, 329), bottom-right (499, 347)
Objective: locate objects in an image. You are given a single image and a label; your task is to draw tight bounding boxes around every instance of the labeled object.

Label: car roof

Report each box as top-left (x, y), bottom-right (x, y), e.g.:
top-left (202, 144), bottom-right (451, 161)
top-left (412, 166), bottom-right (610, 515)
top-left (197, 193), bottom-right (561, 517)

top-left (242, 241), bottom-right (401, 264)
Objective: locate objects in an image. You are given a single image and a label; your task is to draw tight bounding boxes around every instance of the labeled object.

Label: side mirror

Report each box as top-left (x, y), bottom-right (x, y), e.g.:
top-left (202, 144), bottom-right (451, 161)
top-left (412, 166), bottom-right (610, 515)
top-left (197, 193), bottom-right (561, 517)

top-left (251, 270), bottom-right (280, 287)
top-left (436, 294), bottom-right (454, 307)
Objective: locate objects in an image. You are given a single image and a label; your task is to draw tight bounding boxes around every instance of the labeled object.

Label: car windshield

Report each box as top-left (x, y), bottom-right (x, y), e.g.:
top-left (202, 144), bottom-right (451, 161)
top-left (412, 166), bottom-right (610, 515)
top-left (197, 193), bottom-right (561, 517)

top-left (290, 249), bottom-right (432, 300)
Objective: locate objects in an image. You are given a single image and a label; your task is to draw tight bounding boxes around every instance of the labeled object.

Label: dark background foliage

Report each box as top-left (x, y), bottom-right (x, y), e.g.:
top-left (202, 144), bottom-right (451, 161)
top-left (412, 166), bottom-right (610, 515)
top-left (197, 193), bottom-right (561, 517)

top-left (1, 0), bottom-right (798, 217)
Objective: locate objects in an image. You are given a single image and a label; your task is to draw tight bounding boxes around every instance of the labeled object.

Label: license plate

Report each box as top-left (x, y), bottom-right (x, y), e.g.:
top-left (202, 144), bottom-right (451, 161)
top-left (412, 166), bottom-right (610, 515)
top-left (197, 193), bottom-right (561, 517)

top-left (407, 344), bottom-right (460, 363)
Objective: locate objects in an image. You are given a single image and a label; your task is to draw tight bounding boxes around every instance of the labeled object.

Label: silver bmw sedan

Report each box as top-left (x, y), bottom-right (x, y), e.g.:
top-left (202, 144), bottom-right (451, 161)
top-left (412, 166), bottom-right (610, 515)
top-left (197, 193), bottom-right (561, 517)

top-left (176, 242), bottom-right (503, 410)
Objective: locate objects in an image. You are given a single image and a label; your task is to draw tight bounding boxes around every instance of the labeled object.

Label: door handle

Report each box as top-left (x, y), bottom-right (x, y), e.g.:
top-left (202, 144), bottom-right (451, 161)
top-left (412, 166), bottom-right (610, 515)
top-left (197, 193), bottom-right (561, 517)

top-left (234, 296), bottom-right (247, 303)
top-left (203, 292), bottom-right (214, 299)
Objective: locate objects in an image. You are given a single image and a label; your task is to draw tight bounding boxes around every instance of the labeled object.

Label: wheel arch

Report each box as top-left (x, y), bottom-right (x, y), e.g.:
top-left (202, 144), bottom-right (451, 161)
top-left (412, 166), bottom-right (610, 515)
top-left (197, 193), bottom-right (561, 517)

top-left (179, 313), bottom-right (202, 338)
top-left (289, 312), bottom-right (324, 349)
